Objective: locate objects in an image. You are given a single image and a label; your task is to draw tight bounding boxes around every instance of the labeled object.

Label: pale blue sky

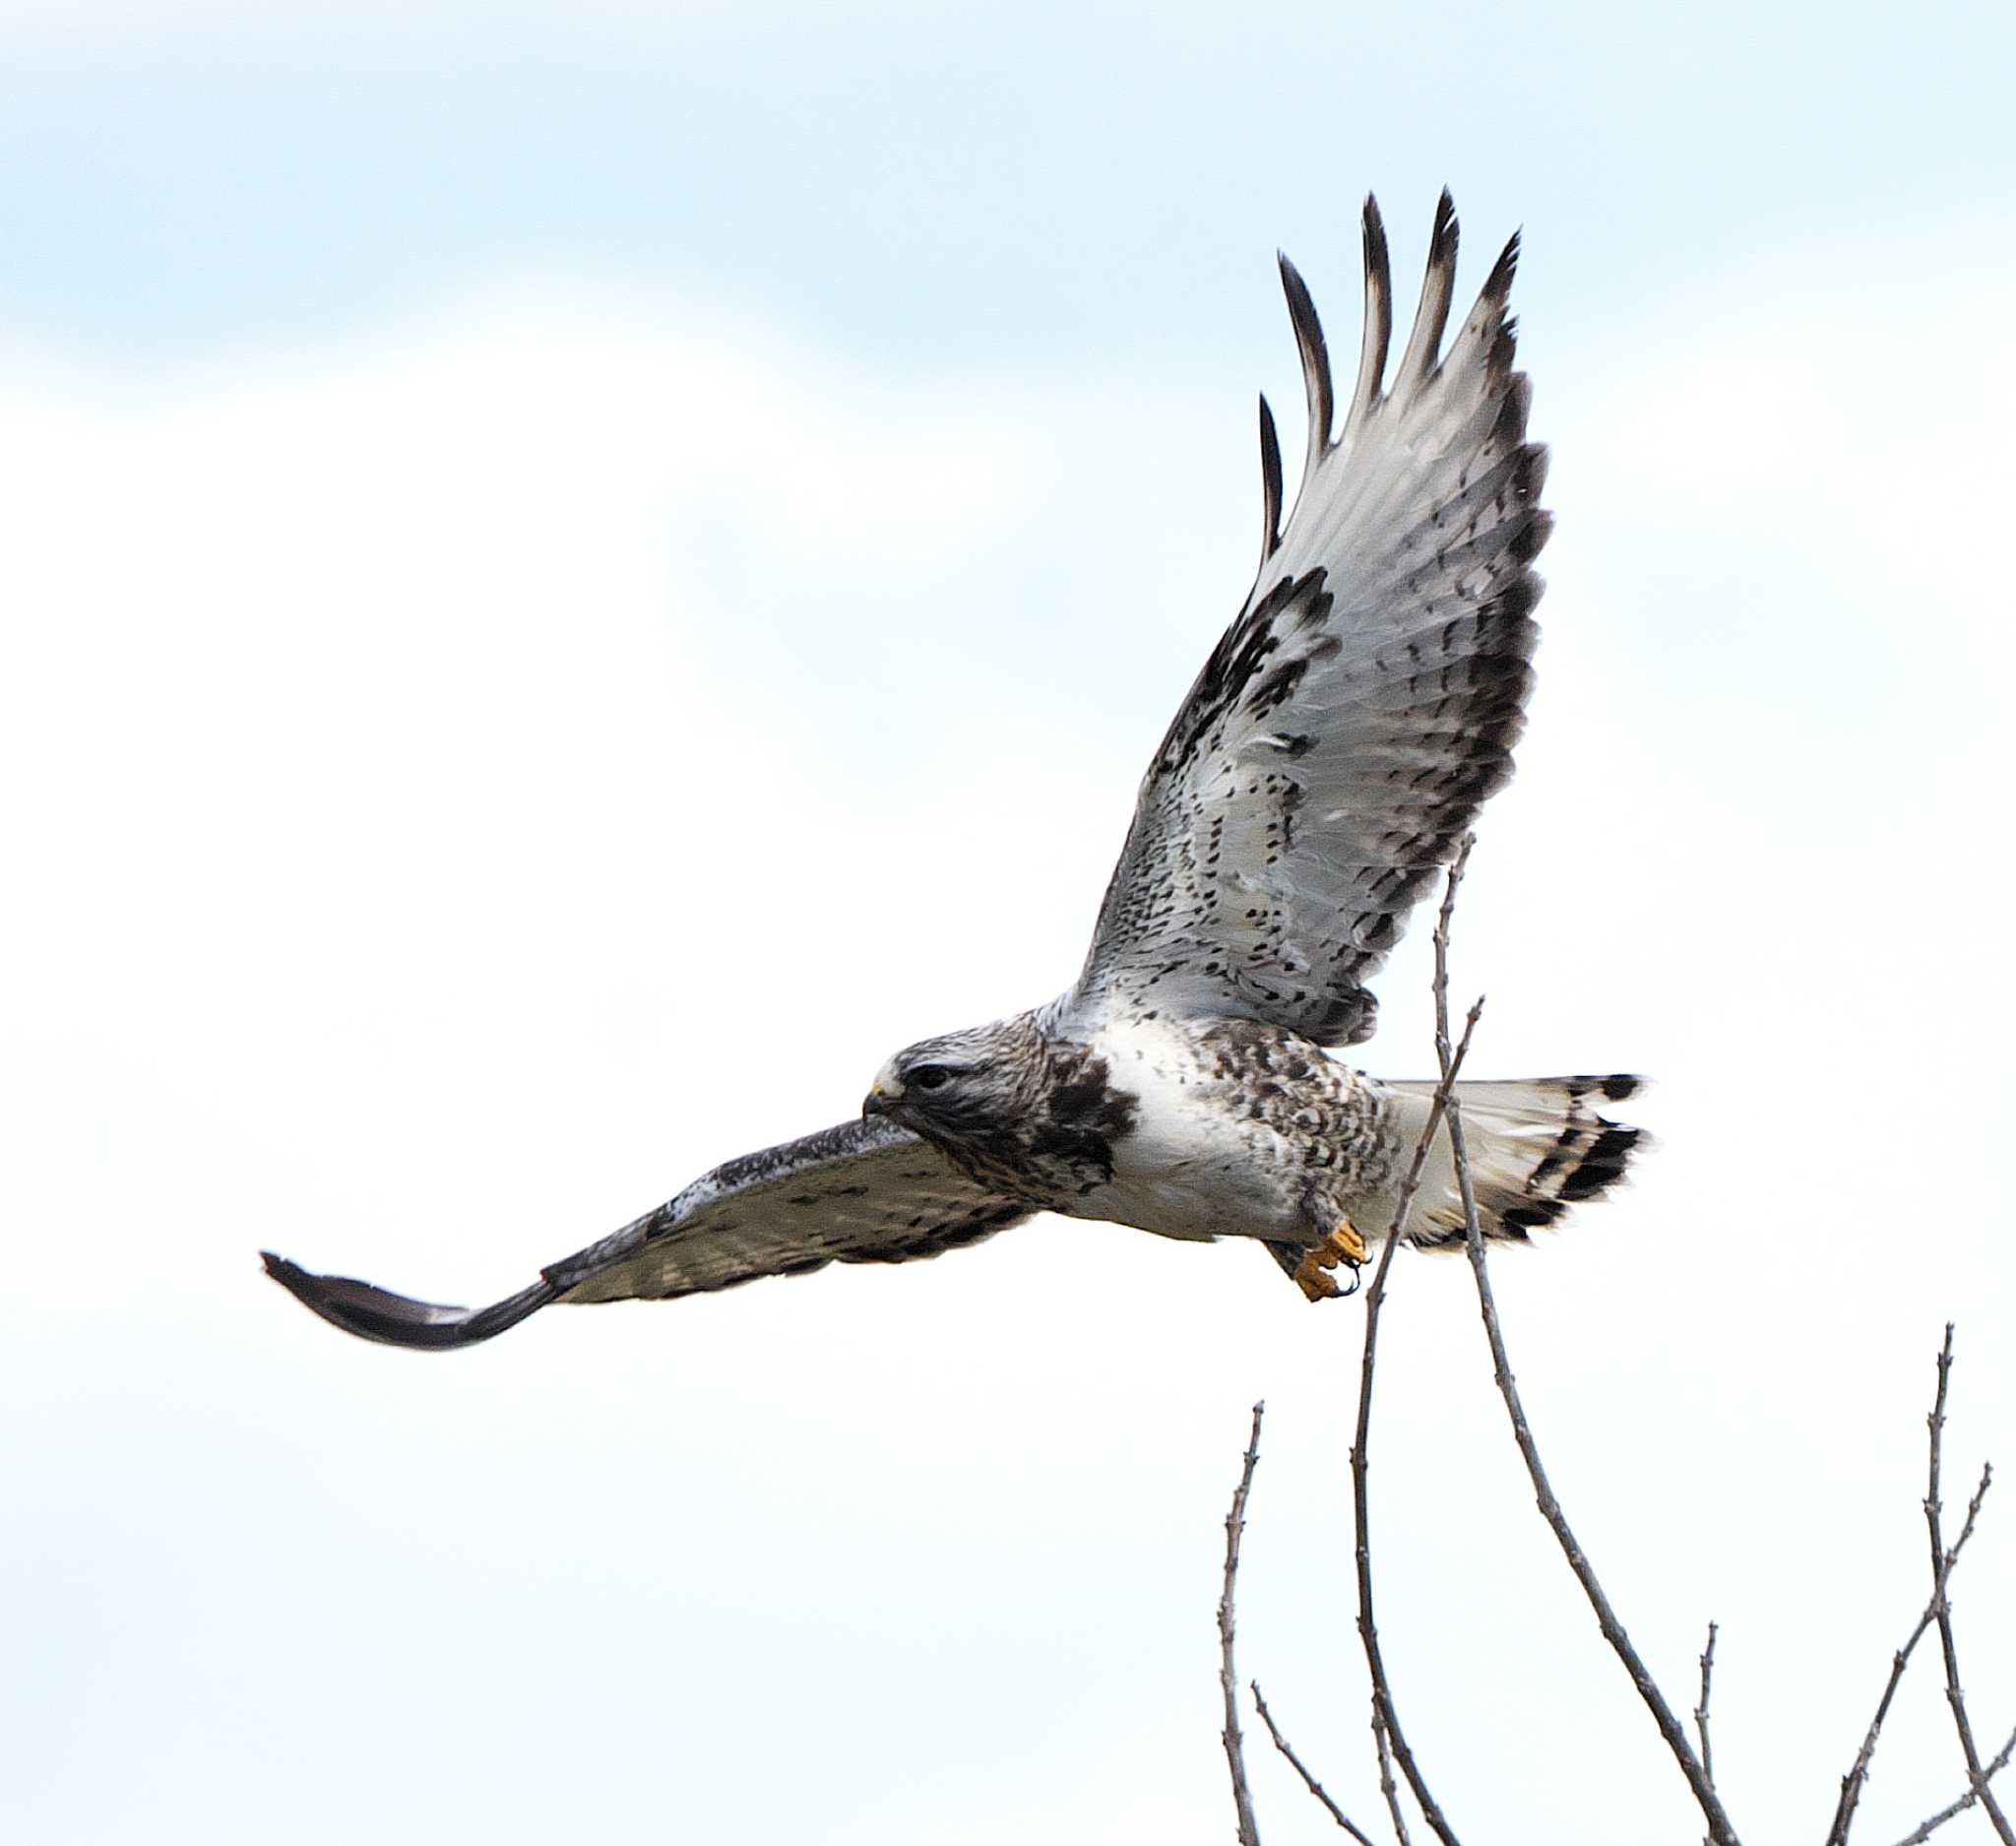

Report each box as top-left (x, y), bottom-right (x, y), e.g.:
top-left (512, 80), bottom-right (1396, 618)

top-left (3, 2), bottom-right (2009, 365)
top-left (6, 5), bottom-right (2015, 1844)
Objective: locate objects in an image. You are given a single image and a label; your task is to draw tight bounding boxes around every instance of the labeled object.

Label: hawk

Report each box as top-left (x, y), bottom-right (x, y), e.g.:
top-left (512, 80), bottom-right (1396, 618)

top-left (264, 193), bottom-right (1644, 1350)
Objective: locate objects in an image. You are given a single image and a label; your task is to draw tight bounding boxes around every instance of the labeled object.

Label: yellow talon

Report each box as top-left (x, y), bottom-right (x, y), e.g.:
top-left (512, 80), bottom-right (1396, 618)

top-left (1292, 1249), bottom-right (1344, 1301)
top-left (1292, 1217), bottom-right (1367, 1301)
top-left (1329, 1218), bottom-right (1368, 1265)
top-left (1290, 1217), bottom-right (1370, 1305)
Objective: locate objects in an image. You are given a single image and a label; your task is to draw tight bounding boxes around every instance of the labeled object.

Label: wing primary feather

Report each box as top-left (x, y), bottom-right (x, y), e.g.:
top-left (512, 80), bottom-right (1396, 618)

top-left (1277, 252), bottom-right (1333, 476)
top-left (1069, 198), bottom-right (1549, 1050)
top-left (1344, 194), bottom-right (1393, 435)
top-left (259, 1249), bottom-right (555, 1351)
top-left (1396, 188), bottom-right (1459, 388)
top-left (1256, 392), bottom-right (1284, 561)
top-left (263, 1118), bottom-right (1031, 1345)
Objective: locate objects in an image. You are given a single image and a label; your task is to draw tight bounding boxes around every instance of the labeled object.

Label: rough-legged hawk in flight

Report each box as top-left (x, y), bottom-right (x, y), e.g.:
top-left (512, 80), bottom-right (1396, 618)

top-left (264, 193), bottom-right (1645, 1350)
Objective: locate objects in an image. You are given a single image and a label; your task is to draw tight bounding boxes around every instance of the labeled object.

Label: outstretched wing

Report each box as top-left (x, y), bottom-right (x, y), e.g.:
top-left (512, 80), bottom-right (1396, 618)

top-left (1070, 193), bottom-right (1547, 1048)
top-left (262, 1117), bottom-right (1029, 1350)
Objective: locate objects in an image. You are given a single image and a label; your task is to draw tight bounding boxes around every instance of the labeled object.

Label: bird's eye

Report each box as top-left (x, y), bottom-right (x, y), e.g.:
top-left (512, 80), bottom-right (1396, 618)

top-left (910, 1064), bottom-right (955, 1092)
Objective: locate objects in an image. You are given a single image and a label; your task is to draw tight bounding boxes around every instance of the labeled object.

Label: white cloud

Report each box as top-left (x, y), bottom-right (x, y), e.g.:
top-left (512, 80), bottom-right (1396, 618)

top-left (6, 253), bottom-right (2015, 1845)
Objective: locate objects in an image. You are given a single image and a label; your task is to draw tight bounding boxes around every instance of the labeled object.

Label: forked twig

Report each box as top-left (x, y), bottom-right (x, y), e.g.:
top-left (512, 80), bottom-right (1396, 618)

top-left (1829, 1439), bottom-right (1993, 1845)
top-left (1373, 1704), bottom-right (1414, 1846)
top-left (1435, 852), bottom-right (1743, 1846)
top-left (1889, 1724), bottom-right (2016, 1846)
top-left (1350, 840), bottom-right (1483, 1846)
top-left (1251, 1681), bottom-right (1381, 1846)
top-left (1922, 1328), bottom-right (2015, 1845)
top-left (1696, 1622), bottom-right (1719, 1790)
top-left (1220, 1400), bottom-right (1266, 1846)
top-left (1695, 1621), bottom-right (1721, 1846)
top-left (1219, 838), bottom-right (2010, 1846)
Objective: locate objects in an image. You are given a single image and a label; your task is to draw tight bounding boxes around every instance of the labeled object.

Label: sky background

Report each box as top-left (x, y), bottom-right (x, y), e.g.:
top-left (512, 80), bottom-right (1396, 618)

top-left (6, 3), bottom-right (2016, 1842)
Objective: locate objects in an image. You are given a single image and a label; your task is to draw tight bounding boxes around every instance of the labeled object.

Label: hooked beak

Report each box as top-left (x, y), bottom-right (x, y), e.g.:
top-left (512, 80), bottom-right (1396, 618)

top-left (863, 1059), bottom-right (906, 1121)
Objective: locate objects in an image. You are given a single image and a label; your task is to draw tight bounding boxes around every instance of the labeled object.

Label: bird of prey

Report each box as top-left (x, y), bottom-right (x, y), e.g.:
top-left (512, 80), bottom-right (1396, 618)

top-left (264, 193), bottom-right (1644, 1351)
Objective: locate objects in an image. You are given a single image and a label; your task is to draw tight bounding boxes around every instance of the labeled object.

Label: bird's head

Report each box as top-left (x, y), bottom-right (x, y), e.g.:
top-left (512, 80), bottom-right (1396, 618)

top-left (862, 1015), bottom-right (1047, 1144)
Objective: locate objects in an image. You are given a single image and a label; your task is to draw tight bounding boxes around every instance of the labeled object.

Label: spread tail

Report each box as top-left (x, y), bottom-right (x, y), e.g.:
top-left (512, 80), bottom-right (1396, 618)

top-left (1382, 1073), bottom-right (1648, 1247)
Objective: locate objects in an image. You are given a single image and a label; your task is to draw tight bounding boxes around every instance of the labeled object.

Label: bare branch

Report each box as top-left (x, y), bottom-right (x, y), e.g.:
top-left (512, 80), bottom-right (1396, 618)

top-left (1349, 840), bottom-right (1482, 1846)
top-left (1831, 1612), bottom-right (1942, 1845)
top-left (1695, 1621), bottom-right (1719, 1791)
top-left (1436, 854), bottom-right (1742, 1846)
top-left (1220, 1400), bottom-right (1266, 1846)
top-left (1373, 1702), bottom-right (1414, 1846)
top-left (1889, 1724), bottom-right (2016, 1846)
top-left (1829, 1451), bottom-right (1993, 1846)
top-left (1250, 1681), bottom-right (1381, 1846)
top-left (1922, 1328), bottom-right (2014, 1845)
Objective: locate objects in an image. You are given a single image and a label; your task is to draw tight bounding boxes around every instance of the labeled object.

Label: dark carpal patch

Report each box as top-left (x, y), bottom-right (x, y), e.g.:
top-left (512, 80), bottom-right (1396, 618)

top-left (1028, 1048), bottom-right (1139, 1190)
top-left (1158, 571), bottom-right (1333, 779)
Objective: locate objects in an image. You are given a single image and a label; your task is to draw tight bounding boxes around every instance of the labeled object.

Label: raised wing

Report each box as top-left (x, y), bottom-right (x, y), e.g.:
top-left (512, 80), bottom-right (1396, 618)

top-left (1070, 193), bottom-right (1547, 1048)
top-left (261, 1117), bottom-right (1029, 1350)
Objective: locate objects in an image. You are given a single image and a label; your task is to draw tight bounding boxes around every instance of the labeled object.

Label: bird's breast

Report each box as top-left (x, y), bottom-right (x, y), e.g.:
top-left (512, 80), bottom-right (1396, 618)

top-left (1054, 1013), bottom-right (1377, 1242)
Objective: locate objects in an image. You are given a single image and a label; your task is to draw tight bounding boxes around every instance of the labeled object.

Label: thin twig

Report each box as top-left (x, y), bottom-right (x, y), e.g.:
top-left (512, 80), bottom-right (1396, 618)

top-left (1250, 1681), bottom-right (1381, 1846)
top-left (1373, 1702), bottom-right (1413, 1846)
top-left (1695, 1621), bottom-right (1719, 1790)
top-left (1220, 1400), bottom-right (1266, 1846)
top-left (1436, 862), bottom-right (1742, 1846)
top-left (1888, 1723), bottom-right (2016, 1846)
top-left (1828, 1451), bottom-right (1993, 1846)
top-left (1694, 1621), bottom-right (1721, 1846)
top-left (1830, 1607), bottom-right (1941, 1846)
top-left (1350, 840), bottom-right (1482, 1846)
top-left (1922, 1328), bottom-right (2015, 1846)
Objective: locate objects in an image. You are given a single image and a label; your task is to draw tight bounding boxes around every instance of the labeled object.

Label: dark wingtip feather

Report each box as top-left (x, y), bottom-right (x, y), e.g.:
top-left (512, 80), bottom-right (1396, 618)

top-left (1519, 439), bottom-right (1551, 500)
top-left (1398, 189), bottom-right (1461, 386)
top-left (1510, 508), bottom-right (1554, 565)
top-left (1256, 392), bottom-right (1284, 560)
top-left (1484, 227), bottom-right (1522, 302)
top-left (1347, 195), bottom-right (1393, 430)
top-left (1361, 192), bottom-right (1389, 262)
top-left (1490, 369), bottom-right (1533, 444)
top-left (261, 1248), bottom-right (552, 1351)
top-left (1277, 251), bottom-right (1334, 470)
